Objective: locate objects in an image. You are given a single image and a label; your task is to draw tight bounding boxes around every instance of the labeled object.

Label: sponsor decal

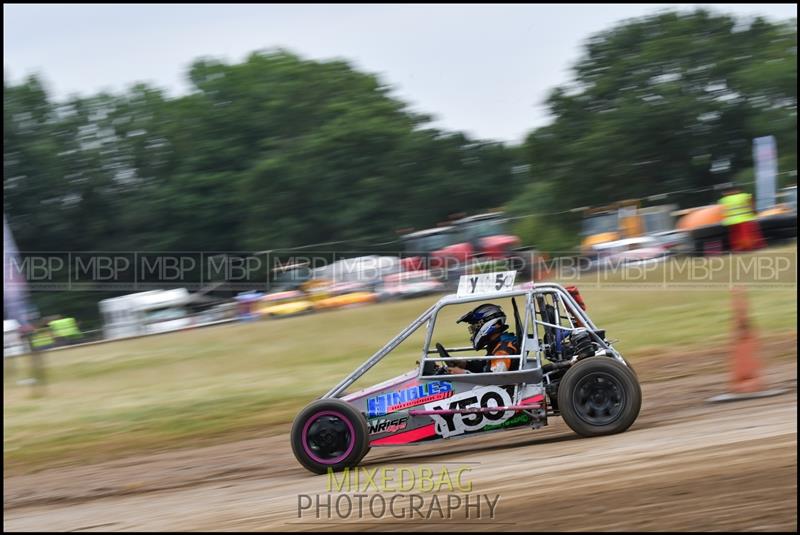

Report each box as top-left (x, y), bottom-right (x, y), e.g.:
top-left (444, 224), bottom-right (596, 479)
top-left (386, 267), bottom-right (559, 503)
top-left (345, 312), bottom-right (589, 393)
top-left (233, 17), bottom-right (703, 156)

top-left (424, 385), bottom-right (515, 438)
top-left (482, 412), bottom-right (530, 432)
top-left (367, 381), bottom-right (453, 418)
top-left (368, 416), bottom-right (409, 435)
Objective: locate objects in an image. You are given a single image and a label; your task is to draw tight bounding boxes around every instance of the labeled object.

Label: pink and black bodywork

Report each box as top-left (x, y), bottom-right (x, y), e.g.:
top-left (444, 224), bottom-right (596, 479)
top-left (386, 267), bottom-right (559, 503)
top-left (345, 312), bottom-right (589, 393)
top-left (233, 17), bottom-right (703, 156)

top-left (290, 281), bottom-right (642, 474)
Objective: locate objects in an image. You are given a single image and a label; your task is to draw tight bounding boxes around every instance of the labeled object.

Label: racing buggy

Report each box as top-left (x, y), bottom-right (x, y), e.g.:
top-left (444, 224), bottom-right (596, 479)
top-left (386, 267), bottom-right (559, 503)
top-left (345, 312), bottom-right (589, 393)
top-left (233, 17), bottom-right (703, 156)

top-left (291, 271), bottom-right (641, 474)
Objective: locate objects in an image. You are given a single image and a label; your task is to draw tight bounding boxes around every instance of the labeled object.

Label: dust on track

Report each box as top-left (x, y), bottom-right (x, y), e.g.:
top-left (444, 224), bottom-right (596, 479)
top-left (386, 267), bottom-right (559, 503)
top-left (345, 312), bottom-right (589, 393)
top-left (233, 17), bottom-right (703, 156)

top-left (4, 339), bottom-right (797, 532)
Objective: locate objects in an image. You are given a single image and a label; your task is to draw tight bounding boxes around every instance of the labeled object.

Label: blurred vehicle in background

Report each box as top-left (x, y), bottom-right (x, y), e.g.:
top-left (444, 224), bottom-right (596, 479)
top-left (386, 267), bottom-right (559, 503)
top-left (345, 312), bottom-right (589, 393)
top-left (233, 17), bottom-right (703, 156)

top-left (580, 200), bottom-right (690, 266)
top-left (310, 255), bottom-right (394, 310)
top-left (313, 290), bottom-right (378, 311)
top-left (399, 226), bottom-right (462, 273)
top-left (639, 204), bottom-right (693, 255)
top-left (257, 255), bottom-right (406, 316)
top-left (451, 212), bottom-right (521, 260)
top-left (258, 284), bottom-right (377, 315)
top-left (587, 236), bottom-right (670, 270)
top-left (234, 291), bottom-right (265, 321)
top-left (580, 201), bottom-right (683, 255)
top-left (270, 261), bottom-right (315, 291)
top-left (256, 290), bottom-right (315, 318)
top-left (399, 212), bottom-right (524, 283)
top-left (99, 289), bottom-right (194, 339)
top-left (312, 255), bottom-right (400, 289)
top-left (194, 301), bottom-right (239, 324)
top-left (377, 269), bottom-right (444, 300)
top-left (649, 228), bottom-right (693, 255)
top-left (580, 200), bottom-right (643, 254)
top-left (144, 307), bottom-right (192, 334)
top-left (258, 261), bottom-right (329, 318)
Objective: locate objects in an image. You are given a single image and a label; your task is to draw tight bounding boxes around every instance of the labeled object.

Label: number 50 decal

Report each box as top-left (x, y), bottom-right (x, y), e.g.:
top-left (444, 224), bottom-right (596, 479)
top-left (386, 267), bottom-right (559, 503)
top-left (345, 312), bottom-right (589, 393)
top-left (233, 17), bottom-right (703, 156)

top-left (424, 386), bottom-right (515, 438)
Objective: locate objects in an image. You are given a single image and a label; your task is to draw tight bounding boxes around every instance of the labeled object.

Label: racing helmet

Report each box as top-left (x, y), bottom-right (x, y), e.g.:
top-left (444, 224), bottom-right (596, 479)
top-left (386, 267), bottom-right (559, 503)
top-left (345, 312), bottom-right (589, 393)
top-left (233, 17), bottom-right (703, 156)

top-left (457, 303), bottom-right (508, 350)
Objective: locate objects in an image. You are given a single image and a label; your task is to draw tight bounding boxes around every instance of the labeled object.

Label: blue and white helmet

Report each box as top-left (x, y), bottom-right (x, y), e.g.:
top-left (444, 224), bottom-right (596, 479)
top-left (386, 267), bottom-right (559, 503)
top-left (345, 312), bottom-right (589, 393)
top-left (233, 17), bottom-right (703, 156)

top-left (457, 303), bottom-right (508, 350)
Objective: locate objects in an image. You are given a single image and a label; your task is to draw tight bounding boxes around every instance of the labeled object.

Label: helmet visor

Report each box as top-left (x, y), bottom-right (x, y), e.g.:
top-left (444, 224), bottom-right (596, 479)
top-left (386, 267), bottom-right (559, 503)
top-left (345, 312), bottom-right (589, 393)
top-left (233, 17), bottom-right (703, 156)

top-left (467, 320), bottom-right (483, 337)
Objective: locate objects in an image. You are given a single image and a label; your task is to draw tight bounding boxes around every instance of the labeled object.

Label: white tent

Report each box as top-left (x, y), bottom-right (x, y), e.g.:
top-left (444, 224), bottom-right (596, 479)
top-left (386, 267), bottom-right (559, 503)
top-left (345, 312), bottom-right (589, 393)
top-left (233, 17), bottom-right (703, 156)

top-left (99, 289), bottom-right (193, 339)
top-left (4, 319), bottom-right (29, 357)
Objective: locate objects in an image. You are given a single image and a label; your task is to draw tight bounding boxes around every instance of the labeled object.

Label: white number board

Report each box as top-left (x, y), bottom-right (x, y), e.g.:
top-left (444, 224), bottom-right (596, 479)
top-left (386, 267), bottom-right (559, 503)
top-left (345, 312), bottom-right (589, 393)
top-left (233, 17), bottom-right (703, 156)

top-left (457, 271), bottom-right (516, 297)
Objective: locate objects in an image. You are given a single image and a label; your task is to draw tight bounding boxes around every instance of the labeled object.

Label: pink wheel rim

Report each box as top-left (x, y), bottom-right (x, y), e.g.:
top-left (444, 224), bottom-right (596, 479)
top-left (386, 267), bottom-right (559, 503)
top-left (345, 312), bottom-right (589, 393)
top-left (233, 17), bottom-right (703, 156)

top-left (301, 410), bottom-right (356, 464)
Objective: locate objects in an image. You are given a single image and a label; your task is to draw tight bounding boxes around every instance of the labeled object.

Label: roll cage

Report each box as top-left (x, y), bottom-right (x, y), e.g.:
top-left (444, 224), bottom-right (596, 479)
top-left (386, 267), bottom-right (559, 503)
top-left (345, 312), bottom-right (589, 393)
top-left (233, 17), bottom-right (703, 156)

top-left (324, 282), bottom-right (627, 399)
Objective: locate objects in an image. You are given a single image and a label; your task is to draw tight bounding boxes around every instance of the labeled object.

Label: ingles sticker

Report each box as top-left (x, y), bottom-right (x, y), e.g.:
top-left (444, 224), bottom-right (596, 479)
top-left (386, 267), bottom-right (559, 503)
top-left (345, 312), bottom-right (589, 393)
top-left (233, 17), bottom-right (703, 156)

top-left (367, 381), bottom-right (452, 417)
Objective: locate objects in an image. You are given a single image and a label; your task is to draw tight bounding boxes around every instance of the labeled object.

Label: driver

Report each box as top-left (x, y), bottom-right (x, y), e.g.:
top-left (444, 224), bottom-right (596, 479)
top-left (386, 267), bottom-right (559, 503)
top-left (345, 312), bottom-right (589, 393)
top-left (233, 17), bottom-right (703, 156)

top-left (442, 303), bottom-right (519, 375)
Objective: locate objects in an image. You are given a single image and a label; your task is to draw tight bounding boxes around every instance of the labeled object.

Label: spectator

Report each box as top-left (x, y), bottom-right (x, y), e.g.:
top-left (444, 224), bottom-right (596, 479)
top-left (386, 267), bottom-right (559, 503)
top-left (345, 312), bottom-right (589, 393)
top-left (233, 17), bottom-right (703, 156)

top-left (48, 315), bottom-right (82, 347)
top-left (30, 321), bottom-right (55, 351)
top-left (719, 186), bottom-right (765, 252)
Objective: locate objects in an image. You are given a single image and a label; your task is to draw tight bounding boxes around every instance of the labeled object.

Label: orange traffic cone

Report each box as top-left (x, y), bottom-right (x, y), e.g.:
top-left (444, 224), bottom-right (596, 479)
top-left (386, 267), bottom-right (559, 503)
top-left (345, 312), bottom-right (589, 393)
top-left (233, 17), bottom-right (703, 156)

top-left (707, 286), bottom-right (786, 403)
top-left (729, 287), bottom-right (764, 393)
top-left (729, 330), bottom-right (765, 393)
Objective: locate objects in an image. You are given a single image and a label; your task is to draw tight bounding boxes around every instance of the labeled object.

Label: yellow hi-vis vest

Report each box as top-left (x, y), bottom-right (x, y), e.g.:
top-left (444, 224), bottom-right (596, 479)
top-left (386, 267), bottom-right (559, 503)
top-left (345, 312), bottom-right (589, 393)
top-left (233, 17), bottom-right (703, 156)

top-left (720, 193), bottom-right (755, 226)
top-left (49, 317), bottom-right (80, 338)
top-left (31, 328), bottom-right (54, 348)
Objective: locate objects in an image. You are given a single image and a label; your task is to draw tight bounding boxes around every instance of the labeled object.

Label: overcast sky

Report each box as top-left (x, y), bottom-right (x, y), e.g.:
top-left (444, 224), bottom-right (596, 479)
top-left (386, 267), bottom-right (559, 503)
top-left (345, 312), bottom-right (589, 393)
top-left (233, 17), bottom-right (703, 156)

top-left (4, 3), bottom-right (797, 143)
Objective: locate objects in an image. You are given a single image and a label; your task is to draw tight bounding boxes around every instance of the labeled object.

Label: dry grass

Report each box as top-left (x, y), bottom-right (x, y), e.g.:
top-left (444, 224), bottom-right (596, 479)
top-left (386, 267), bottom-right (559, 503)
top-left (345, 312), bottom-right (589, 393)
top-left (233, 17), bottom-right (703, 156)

top-left (4, 245), bottom-right (796, 473)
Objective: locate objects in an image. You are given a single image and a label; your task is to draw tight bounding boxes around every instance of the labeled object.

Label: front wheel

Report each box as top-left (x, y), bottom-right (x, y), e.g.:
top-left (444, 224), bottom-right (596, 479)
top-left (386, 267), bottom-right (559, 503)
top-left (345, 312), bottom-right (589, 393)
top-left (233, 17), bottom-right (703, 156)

top-left (558, 357), bottom-right (641, 437)
top-left (291, 399), bottom-right (370, 474)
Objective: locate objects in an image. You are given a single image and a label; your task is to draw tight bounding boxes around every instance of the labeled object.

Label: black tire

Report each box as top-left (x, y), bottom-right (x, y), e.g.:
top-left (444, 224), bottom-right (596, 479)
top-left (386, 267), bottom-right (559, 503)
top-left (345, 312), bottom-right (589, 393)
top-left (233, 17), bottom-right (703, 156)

top-left (619, 356), bottom-right (638, 378)
top-left (558, 357), bottom-right (641, 437)
top-left (359, 445), bottom-right (372, 464)
top-left (290, 398), bottom-right (370, 474)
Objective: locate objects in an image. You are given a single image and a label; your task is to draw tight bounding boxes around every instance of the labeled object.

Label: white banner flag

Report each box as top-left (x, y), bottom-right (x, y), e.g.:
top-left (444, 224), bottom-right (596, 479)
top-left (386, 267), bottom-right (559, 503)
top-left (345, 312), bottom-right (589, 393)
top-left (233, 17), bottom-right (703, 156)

top-left (753, 136), bottom-right (778, 213)
top-left (3, 215), bottom-right (36, 327)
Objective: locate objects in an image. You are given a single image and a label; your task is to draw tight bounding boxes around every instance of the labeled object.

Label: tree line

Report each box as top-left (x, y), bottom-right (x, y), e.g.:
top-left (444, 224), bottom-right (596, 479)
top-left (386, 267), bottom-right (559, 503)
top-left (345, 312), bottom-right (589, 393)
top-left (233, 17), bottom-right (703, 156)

top-left (4, 9), bottom-right (796, 323)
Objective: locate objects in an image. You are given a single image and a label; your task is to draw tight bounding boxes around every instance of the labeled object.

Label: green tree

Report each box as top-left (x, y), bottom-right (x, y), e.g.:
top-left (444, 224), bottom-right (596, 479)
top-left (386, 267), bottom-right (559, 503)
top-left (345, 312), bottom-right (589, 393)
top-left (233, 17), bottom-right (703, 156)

top-left (516, 10), bottom-right (797, 231)
top-left (4, 51), bottom-right (521, 323)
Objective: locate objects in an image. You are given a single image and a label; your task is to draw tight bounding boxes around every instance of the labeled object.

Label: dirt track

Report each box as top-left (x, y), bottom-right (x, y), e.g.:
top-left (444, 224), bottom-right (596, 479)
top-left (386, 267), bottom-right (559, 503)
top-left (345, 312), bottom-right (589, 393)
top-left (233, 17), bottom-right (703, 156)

top-left (4, 346), bottom-right (797, 532)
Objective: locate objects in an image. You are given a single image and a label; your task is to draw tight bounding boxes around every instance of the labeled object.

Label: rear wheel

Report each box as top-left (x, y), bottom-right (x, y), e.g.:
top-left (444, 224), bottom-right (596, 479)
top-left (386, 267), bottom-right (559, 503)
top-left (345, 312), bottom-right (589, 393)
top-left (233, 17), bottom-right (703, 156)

top-left (558, 357), bottom-right (641, 437)
top-left (290, 399), bottom-right (370, 474)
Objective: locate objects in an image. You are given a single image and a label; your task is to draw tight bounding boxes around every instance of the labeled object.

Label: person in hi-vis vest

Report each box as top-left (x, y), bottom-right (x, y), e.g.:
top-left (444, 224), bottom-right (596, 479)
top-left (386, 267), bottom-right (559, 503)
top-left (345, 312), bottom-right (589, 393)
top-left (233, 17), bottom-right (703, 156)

top-left (30, 321), bottom-right (55, 351)
top-left (719, 186), bottom-right (765, 252)
top-left (48, 315), bottom-right (82, 347)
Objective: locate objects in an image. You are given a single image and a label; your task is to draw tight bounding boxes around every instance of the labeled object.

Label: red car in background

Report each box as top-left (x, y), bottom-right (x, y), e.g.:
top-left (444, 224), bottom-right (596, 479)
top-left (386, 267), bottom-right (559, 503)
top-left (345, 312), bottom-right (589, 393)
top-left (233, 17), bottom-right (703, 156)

top-left (399, 212), bottom-right (522, 276)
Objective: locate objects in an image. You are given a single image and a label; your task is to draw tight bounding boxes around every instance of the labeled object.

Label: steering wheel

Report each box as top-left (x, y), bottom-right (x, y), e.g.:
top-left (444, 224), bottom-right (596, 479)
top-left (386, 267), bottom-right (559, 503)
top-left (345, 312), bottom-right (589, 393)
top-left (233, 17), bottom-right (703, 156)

top-left (433, 343), bottom-right (451, 375)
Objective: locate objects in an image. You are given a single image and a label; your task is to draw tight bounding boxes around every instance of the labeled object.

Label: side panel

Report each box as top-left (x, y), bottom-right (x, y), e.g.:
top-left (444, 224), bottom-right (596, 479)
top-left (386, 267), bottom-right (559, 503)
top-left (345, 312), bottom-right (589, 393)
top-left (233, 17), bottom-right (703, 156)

top-left (342, 372), bottom-right (545, 446)
top-left (344, 372), bottom-right (453, 445)
top-left (418, 384), bottom-right (543, 440)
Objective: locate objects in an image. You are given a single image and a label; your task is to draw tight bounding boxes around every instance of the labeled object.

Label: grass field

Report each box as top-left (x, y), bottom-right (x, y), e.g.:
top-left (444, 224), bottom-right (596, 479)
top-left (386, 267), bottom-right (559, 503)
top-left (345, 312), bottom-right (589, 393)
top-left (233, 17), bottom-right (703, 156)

top-left (4, 246), bottom-right (796, 474)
